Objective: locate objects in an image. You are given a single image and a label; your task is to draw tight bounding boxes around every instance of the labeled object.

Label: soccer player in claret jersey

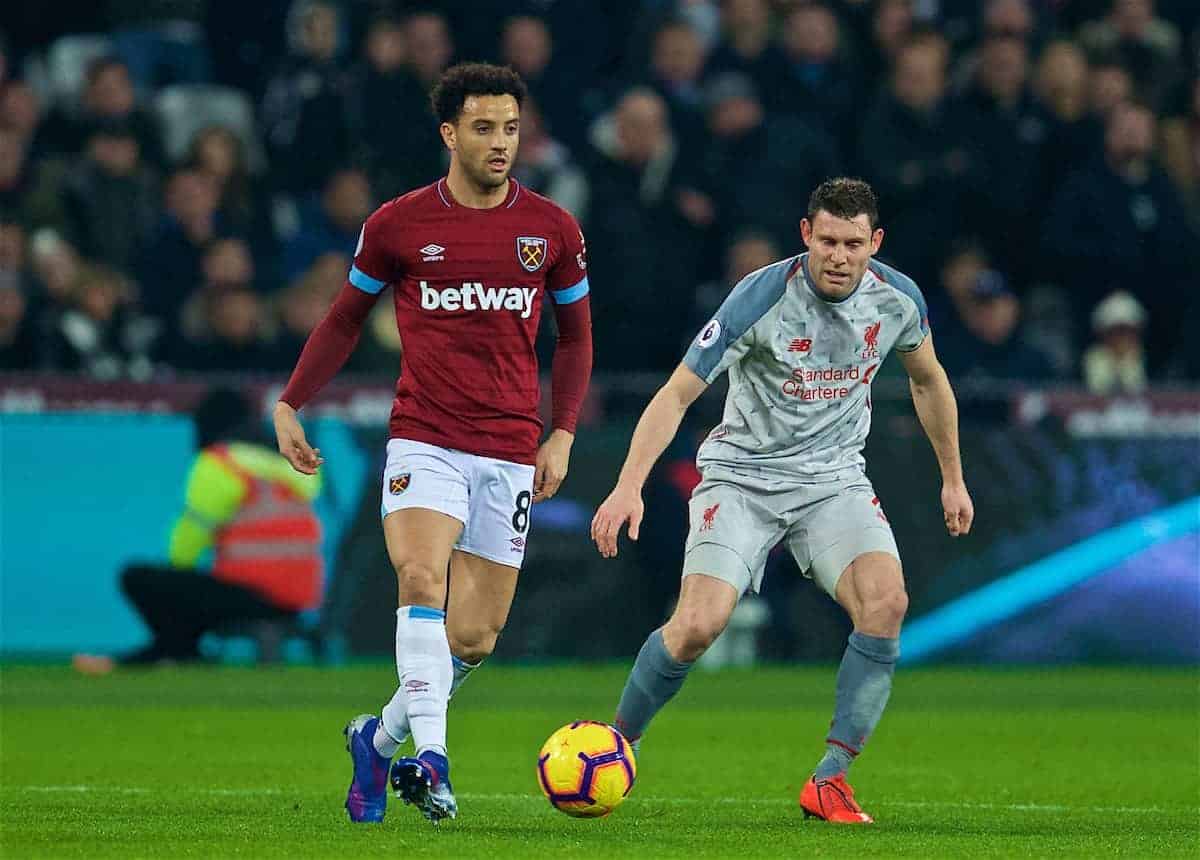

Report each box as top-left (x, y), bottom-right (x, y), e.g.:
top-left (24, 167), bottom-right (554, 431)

top-left (592, 178), bottom-right (973, 824)
top-left (273, 63), bottom-right (592, 825)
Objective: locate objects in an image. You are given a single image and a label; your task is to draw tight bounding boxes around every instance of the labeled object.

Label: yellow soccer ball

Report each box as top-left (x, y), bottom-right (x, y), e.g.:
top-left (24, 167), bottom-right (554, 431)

top-left (536, 720), bottom-right (637, 817)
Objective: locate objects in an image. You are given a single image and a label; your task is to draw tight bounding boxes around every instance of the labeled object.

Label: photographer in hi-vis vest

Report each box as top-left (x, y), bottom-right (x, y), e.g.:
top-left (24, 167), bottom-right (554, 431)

top-left (74, 388), bottom-right (322, 673)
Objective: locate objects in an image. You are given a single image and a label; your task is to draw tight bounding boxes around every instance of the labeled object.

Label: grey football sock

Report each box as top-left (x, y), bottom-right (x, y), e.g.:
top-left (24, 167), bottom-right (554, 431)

top-left (815, 631), bottom-right (900, 779)
top-left (614, 628), bottom-right (693, 743)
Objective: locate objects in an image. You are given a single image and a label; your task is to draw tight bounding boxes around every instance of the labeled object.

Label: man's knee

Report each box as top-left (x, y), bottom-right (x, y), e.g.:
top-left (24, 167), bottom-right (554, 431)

top-left (859, 587), bottom-right (908, 632)
top-left (448, 620), bottom-right (503, 664)
top-left (393, 557), bottom-right (446, 605)
top-left (664, 603), bottom-right (731, 662)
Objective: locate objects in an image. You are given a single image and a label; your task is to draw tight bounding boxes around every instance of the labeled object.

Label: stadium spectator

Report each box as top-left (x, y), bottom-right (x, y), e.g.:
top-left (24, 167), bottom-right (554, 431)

top-left (272, 249), bottom-right (398, 376)
top-left (187, 126), bottom-right (272, 256)
top-left (39, 56), bottom-right (164, 167)
top-left (1034, 40), bottom-right (1094, 199)
top-left (703, 0), bottom-right (788, 102)
top-left (936, 268), bottom-right (1055, 406)
top-left (929, 238), bottom-right (990, 332)
top-left (982, 0), bottom-right (1039, 41)
top-left (0, 212), bottom-right (29, 285)
top-left (270, 251), bottom-right (344, 370)
top-left (137, 168), bottom-right (222, 326)
top-left (105, 0), bottom-right (211, 91)
top-left (1160, 77), bottom-right (1199, 222)
top-left (1088, 54), bottom-right (1136, 121)
top-left (260, 0), bottom-right (350, 194)
top-left (0, 127), bottom-right (33, 220)
top-left (73, 387), bottom-right (322, 672)
top-left (858, 31), bottom-right (973, 288)
top-left (404, 9), bottom-right (455, 88)
top-left (688, 229), bottom-right (779, 349)
top-left (283, 167), bottom-right (372, 281)
top-left (500, 15), bottom-right (581, 148)
top-left (958, 35), bottom-right (1048, 287)
top-left (689, 72), bottom-right (839, 258)
top-left (0, 80), bottom-right (40, 144)
top-left (0, 271), bottom-right (36, 369)
top-left (170, 284), bottom-right (276, 373)
top-left (1044, 100), bottom-right (1197, 372)
top-left (1083, 290), bottom-right (1149, 393)
top-left (586, 88), bottom-right (698, 370)
top-left (1036, 39), bottom-right (1090, 122)
top-left (775, 2), bottom-right (860, 153)
top-left (60, 119), bottom-right (159, 273)
top-left (345, 15), bottom-right (444, 200)
top-left (42, 264), bottom-right (157, 379)
top-left (646, 19), bottom-right (708, 142)
top-left (846, 0), bottom-right (914, 98)
top-left (511, 99), bottom-right (589, 218)
top-left (1079, 0), bottom-right (1183, 111)
top-left (26, 229), bottom-right (81, 322)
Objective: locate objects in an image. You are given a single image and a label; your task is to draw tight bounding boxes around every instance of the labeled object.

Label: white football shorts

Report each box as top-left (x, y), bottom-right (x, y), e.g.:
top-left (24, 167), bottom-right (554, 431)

top-left (381, 438), bottom-right (536, 569)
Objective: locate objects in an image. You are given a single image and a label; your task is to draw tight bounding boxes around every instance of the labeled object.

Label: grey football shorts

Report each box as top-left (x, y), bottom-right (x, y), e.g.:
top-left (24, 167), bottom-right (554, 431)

top-left (682, 469), bottom-right (899, 598)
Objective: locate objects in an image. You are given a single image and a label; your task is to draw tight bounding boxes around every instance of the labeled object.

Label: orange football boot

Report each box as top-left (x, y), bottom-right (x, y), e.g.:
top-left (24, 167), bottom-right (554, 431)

top-left (799, 774), bottom-right (874, 824)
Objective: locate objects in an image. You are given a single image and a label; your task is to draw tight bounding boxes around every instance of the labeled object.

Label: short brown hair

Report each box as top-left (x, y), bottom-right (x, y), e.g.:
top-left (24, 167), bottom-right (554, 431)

top-left (807, 178), bottom-right (880, 229)
top-left (430, 62), bottom-right (528, 124)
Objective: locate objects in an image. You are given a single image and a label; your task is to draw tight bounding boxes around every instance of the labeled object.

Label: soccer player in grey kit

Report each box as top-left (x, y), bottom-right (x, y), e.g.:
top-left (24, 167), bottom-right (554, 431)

top-left (592, 178), bottom-right (974, 824)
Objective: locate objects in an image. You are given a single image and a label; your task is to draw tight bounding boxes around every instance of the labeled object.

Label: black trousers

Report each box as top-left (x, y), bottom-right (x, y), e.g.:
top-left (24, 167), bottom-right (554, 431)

top-left (120, 565), bottom-right (294, 662)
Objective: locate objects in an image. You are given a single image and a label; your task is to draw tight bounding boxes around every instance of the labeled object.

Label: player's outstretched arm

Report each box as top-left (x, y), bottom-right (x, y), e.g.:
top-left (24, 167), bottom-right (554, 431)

top-left (899, 335), bottom-right (974, 536)
top-left (274, 282), bottom-right (379, 474)
top-left (592, 364), bottom-right (708, 557)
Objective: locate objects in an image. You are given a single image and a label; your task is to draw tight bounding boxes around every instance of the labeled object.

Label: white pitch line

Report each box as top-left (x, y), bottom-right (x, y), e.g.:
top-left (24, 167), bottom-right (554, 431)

top-left (8, 786), bottom-right (1189, 816)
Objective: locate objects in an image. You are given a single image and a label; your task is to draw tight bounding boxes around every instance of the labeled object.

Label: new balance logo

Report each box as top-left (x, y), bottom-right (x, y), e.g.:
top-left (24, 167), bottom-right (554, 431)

top-left (420, 281), bottom-right (537, 319)
top-left (788, 338), bottom-right (812, 353)
top-left (420, 244), bottom-right (446, 261)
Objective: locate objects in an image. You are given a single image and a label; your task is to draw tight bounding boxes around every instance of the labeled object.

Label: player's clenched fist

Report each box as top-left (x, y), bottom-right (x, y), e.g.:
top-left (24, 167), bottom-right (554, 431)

top-left (273, 401), bottom-right (324, 475)
top-left (941, 481), bottom-right (974, 536)
top-left (591, 483), bottom-right (644, 558)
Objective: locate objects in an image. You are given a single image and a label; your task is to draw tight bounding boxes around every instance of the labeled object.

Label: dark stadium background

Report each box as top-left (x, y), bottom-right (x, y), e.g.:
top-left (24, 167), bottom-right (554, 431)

top-left (1, 0), bottom-right (1197, 664)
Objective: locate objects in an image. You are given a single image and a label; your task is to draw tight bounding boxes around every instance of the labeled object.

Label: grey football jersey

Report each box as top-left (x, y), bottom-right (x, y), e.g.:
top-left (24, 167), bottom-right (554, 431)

top-left (683, 253), bottom-right (928, 484)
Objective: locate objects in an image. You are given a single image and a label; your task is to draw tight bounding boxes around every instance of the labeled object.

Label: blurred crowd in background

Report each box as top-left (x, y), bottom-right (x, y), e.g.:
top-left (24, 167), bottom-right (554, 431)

top-left (0, 0), bottom-right (1198, 394)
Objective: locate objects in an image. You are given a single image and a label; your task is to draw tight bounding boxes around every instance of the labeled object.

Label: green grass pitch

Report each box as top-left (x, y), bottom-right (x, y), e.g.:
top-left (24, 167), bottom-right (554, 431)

top-left (2, 664), bottom-right (1197, 857)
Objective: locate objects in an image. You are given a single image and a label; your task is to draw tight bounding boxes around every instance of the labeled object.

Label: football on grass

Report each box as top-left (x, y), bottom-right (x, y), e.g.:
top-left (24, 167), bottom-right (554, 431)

top-left (536, 721), bottom-right (637, 817)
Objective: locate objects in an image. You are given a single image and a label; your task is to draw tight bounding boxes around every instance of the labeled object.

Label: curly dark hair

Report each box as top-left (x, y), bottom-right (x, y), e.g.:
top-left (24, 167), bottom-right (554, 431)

top-left (807, 178), bottom-right (880, 229)
top-left (430, 62), bottom-right (528, 124)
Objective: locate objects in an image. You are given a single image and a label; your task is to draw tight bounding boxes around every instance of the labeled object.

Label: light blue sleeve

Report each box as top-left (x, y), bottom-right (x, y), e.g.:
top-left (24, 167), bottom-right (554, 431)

top-left (871, 260), bottom-right (929, 352)
top-left (683, 260), bottom-right (790, 383)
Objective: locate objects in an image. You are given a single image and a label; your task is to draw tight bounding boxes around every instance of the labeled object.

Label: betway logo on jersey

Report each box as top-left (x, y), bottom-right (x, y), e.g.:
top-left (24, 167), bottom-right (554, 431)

top-left (420, 281), bottom-right (537, 319)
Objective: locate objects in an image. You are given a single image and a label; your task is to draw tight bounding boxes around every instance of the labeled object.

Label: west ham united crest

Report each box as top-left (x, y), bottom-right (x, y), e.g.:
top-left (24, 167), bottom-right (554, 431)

top-left (389, 473), bottom-right (411, 495)
top-left (517, 236), bottom-right (547, 272)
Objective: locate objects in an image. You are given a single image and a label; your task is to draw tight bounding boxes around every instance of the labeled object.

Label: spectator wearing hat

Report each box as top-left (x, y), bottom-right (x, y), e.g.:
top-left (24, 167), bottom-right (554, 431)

top-left (936, 268), bottom-right (1055, 415)
top-left (1083, 291), bottom-right (1148, 394)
